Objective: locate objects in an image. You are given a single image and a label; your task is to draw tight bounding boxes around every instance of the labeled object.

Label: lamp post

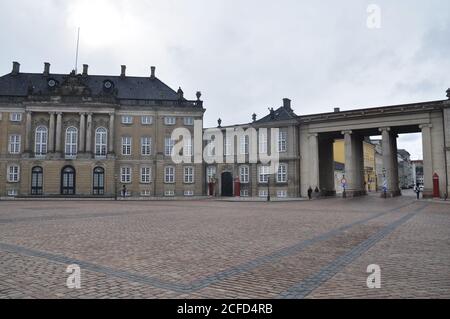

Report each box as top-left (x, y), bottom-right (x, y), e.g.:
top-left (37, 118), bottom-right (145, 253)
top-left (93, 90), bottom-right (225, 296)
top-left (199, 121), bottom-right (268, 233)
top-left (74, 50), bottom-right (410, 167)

top-left (382, 168), bottom-right (387, 198)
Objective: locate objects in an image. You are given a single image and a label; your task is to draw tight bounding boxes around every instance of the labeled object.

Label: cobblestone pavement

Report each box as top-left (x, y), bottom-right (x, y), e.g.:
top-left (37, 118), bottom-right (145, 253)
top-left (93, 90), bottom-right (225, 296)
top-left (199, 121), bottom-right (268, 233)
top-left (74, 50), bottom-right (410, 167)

top-left (0, 195), bottom-right (449, 299)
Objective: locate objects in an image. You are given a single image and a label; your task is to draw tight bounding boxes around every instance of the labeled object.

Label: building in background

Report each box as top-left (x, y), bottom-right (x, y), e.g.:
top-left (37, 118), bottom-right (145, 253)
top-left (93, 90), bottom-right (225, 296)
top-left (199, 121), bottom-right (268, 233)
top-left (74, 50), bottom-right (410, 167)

top-left (0, 62), bottom-right (205, 198)
top-left (333, 138), bottom-right (377, 193)
top-left (412, 160), bottom-right (424, 186)
top-left (397, 149), bottom-right (414, 189)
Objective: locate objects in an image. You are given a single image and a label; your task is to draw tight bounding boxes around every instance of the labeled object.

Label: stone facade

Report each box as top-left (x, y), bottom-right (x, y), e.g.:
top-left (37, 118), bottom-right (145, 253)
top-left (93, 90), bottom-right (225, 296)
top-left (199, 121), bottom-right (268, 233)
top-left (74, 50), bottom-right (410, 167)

top-left (0, 62), bottom-right (205, 198)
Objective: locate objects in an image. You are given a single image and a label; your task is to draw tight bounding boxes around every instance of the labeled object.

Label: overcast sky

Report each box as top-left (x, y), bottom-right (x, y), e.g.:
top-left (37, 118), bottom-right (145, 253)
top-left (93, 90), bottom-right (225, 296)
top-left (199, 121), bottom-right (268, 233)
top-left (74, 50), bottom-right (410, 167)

top-left (1, 0), bottom-right (449, 160)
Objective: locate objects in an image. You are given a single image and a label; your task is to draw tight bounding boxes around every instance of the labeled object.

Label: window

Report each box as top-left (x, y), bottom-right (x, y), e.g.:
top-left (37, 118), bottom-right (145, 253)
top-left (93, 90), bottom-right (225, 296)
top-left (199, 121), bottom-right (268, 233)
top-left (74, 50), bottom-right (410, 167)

top-left (277, 163), bottom-right (287, 183)
top-left (259, 189), bottom-right (268, 198)
top-left (240, 135), bottom-right (249, 155)
top-left (122, 137), bottom-right (132, 155)
top-left (140, 166), bottom-right (151, 184)
top-left (61, 166), bottom-right (76, 195)
top-left (7, 165), bottom-right (20, 182)
top-left (7, 189), bottom-right (18, 197)
top-left (9, 135), bottom-right (21, 154)
top-left (31, 166), bottom-right (44, 195)
top-left (240, 189), bottom-right (249, 197)
top-left (95, 127), bottom-right (107, 157)
top-left (65, 127), bottom-right (78, 157)
top-left (184, 190), bottom-right (194, 196)
top-left (141, 116), bottom-right (153, 125)
top-left (164, 137), bottom-right (175, 156)
top-left (141, 137), bottom-right (152, 156)
top-left (165, 166), bottom-right (175, 183)
top-left (141, 189), bottom-right (151, 197)
top-left (259, 165), bottom-right (270, 183)
top-left (239, 166), bottom-right (249, 183)
top-left (184, 117), bottom-right (194, 126)
top-left (206, 166), bottom-right (216, 183)
top-left (10, 112), bottom-right (22, 122)
top-left (120, 166), bottom-right (132, 183)
top-left (259, 131), bottom-right (267, 154)
top-left (93, 167), bottom-right (105, 195)
top-left (224, 136), bottom-right (232, 156)
top-left (278, 131), bottom-right (287, 153)
top-left (277, 190), bottom-right (287, 198)
top-left (35, 126), bottom-right (48, 156)
top-left (121, 115), bottom-right (133, 124)
top-left (184, 166), bottom-right (194, 183)
top-left (164, 190), bottom-right (175, 197)
top-left (164, 117), bottom-right (176, 125)
top-left (184, 138), bottom-right (193, 156)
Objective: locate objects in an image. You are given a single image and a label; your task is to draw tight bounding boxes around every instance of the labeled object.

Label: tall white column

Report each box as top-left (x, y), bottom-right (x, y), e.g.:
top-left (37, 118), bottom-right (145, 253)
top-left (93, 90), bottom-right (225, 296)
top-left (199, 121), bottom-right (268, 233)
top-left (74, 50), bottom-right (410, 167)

top-left (343, 130), bottom-right (356, 194)
top-left (420, 124), bottom-right (433, 197)
top-left (55, 112), bottom-right (62, 153)
top-left (25, 111), bottom-right (32, 153)
top-left (48, 112), bottom-right (55, 153)
top-left (79, 113), bottom-right (86, 153)
top-left (108, 113), bottom-right (115, 154)
top-left (390, 133), bottom-right (400, 195)
top-left (308, 133), bottom-right (319, 189)
top-left (86, 113), bottom-right (93, 154)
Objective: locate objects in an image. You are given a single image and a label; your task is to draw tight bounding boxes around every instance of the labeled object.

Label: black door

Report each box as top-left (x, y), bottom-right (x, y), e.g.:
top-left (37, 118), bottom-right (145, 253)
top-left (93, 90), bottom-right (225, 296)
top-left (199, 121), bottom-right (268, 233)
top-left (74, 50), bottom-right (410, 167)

top-left (31, 166), bottom-right (43, 195)
top-left (221, 172), bottom-right (233, 197)
top-left (93, 167), bottom-right (105, 195)
top-left (61, 166), bottom-right (76, 195)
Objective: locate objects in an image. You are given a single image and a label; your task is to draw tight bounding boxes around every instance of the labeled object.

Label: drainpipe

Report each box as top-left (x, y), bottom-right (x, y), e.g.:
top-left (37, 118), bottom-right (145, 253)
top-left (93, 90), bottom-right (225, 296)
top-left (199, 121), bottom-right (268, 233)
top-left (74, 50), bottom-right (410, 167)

top-left (442, 106), bottom-right (449, 200)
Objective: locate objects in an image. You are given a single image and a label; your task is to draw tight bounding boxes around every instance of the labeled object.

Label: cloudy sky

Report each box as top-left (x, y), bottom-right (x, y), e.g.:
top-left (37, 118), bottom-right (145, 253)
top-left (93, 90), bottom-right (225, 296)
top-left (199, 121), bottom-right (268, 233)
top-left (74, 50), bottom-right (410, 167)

top-left (1, 0), bottom-right (449, 159)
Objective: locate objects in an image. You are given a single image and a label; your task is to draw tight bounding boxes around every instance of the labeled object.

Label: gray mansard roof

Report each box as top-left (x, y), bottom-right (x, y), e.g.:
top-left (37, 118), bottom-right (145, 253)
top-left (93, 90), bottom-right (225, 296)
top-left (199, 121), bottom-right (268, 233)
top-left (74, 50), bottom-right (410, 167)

top-left (0, 70), bottom-right (182, 101)
top-left (255, 105), bottom-right (297, 124)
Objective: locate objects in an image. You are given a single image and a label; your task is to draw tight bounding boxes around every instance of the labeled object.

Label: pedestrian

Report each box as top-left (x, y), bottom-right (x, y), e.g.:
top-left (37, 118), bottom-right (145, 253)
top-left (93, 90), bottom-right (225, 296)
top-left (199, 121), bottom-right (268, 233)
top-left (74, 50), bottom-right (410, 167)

top-left (415, 183), bottom-right (420, 200)
top-left (307, 186), bottom-right (313, 200)
top-left (314, 186), bottom-right (320, 198)
top-left (122, 185), bottom-right (127, 197)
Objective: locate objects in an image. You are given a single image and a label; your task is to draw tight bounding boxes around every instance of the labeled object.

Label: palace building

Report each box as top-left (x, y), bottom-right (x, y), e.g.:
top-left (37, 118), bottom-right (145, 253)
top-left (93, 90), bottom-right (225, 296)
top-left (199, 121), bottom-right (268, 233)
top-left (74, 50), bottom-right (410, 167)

top-left (0, 62), bottom-right (205, 198)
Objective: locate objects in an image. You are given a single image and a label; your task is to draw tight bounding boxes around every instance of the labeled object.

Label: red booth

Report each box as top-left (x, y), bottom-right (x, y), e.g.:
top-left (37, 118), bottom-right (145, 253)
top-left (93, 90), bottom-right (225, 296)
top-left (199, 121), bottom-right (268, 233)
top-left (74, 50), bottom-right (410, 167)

top-left (234, 177), bottom-right (241, 197)
top-left (433, 173), bottom-right (440, 198)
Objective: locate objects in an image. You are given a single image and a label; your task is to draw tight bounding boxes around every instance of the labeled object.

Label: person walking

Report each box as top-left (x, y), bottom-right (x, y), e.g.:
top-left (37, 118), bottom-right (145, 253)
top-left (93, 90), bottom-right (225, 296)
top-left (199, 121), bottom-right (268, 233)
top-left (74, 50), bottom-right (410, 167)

top-left (307, 186), bottom-right (313, 200)
top-left (415, 183), bottom-right (420, 200)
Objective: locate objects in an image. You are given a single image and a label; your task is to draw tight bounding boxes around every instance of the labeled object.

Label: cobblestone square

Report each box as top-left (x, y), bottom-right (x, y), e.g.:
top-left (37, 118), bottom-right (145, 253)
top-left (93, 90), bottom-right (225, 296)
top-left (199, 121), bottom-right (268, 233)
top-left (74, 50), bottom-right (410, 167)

top-left (0, 195), bottom-right (449, 299)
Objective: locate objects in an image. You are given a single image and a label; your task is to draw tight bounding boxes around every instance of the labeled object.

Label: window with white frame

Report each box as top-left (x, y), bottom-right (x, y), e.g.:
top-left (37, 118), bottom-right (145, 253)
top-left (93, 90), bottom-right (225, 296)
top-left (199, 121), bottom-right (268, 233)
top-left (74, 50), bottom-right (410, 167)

top-left (7, 165), bottom-right (20, 182)
top-left (184, 166), bottom-right (194, 183)
top-left (165, 166), bottom-right (175, 183)
top-left (184, 190), bottom-right (194, 196)
top-left (277, 190), bottom-right (287, 198)
top-left (259, 189), bottom-right (268, 198)
top-left (239, 165), bottom-right (249, 183)
top-left (141, 116), bottom-right (153, 125)
top-left (35, 126), bottom-right (48, 156)
top-left (65, 127), bottom-right (78, 157)
top-left (184, 138), bottom-right (193, 156)
top-left (206, 166), bottom-right (216, 183)
top-left (224, 136), bottom-right (232, 156)
top-left (164, 117), bottom-right (176, 125)
top-left (240, 135), bottom-right (249, 155)
top-left (277, 163), bottom-right (288, 183)
top-left (9, 135), bottom-right (21, 154)
top-left (141, 137), bottom-right (152, 156)
top-left (121, 115), bottom-right (133, 124)
top-left (259, 131), bottom-right (267, 154)
top-left (141, 189), bottom-right (151, 197)
top-left (278, 131), bottom-right (287, 153)
top-left (206, 138), bottom-right (215, 157)
top-left (184, 117), bottom-right (194, 126)
top-left (259, 165), bottom-right (270, 183)
top-left (120, 166), bottom-right (132, 183)
top-left (10, 112), bottom-right (22, 122)
top-left (164, 190), bottom-right (175, 197)
top-left (140, 166), bottom-right (152, 183)
top-left (95, 127), bottom-right (107, 157)
top-left (122, 137), bottom-right (132, 155)
top-left (164, 137), bottom-right (175, 156)
top-left (7, 189), bottom-right (18, 196)
top-left (240, 189), bottom-right (249, 197)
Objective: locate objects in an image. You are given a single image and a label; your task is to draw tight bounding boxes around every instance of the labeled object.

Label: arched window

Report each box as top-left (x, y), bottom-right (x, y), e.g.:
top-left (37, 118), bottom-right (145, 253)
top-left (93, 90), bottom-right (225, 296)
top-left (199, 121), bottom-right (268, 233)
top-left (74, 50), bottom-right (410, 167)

top-left (65, 127), bottom-right (78, 157)
top-left (61, 166), bottom-right (76, 195)
top-left (95, 127), bottom-right (108, 157)
top-left (31, 166), bottom-right (43, 195)
top-left (35, 126), bottom-right (48, 156)
top-left (93, 167), bottom-right (105, 195)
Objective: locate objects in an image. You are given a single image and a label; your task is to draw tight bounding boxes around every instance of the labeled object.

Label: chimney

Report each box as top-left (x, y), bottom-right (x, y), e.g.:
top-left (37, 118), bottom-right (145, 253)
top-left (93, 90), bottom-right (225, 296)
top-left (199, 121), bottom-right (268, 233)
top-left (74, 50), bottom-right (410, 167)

top-left (43, 62), bottom-right (50, 76)
top-left (82, 64), bottom-right (88, 76)
top-left (446, 88), bottom-right (450, 99)
top-left (151, 66), bottom-right (156, 79)
top-left (121, 65), bottom-right (126, 77)
top-left (334, 107), bottom-right (340, 113)
top-left (283, 98), bottom-right (291, 110)
top-left (12, 61), bottom-right (20, 75)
